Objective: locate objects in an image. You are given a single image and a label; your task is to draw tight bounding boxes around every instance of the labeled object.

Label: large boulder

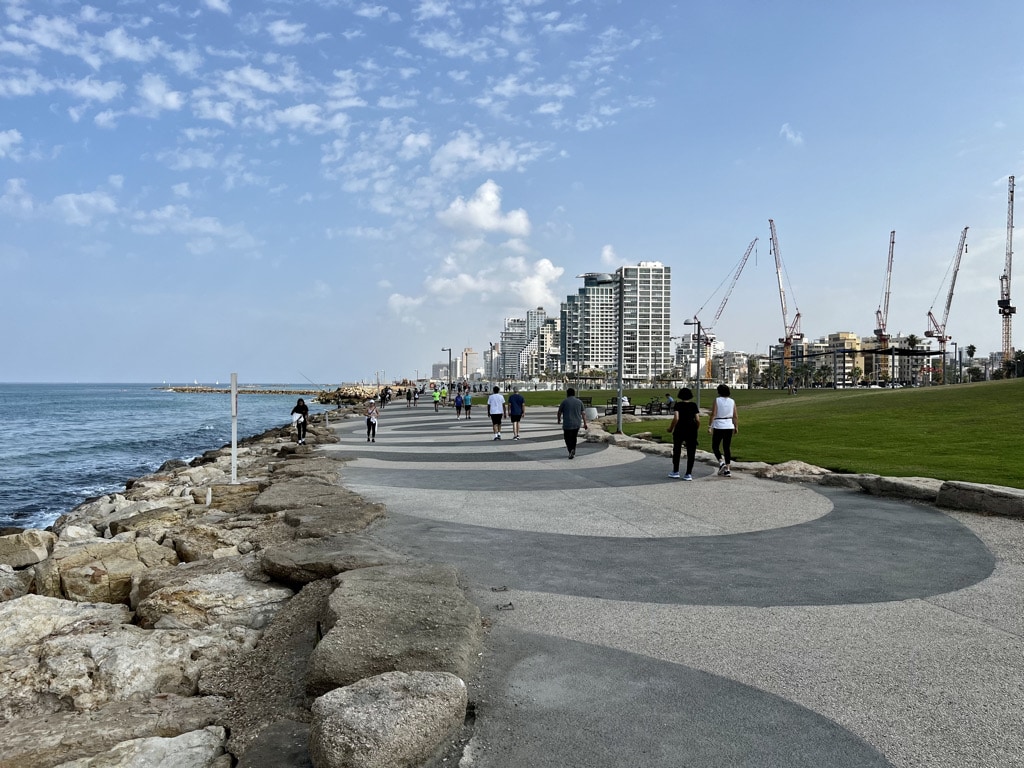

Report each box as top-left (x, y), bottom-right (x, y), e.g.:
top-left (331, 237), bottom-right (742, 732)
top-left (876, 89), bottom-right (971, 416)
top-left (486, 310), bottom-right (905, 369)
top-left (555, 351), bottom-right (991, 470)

top-left (309, 672), bottom-right (467, 768)
top-left (35, 538), bottom-right (179, 604)
top-left (252, 478), bottom-right (385, 537)
top-left (0, 529), bottom-right (56, 568)
top-left (188, 482), bottom-right (266, 514)
top-left (51, 726), bottom-right (229, 768)
top-left (0, 564), bottom-right (34, 602)
top-left (0, 694), bottom-right (227, 768)
top-left (135, 570), bottom-right (294, 632)
top-left (307, 564), bottom-right (482, 696)
top-left (260, 535), bottom-right (406, 587)
top-left (937, 480), bottom-right (1024, 517)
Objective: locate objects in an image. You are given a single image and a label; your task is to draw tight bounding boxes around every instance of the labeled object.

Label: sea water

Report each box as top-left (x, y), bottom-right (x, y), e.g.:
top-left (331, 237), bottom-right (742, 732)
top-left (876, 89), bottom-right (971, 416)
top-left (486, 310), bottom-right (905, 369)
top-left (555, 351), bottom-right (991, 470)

top-left (0, 383), bottom-right (328, 530)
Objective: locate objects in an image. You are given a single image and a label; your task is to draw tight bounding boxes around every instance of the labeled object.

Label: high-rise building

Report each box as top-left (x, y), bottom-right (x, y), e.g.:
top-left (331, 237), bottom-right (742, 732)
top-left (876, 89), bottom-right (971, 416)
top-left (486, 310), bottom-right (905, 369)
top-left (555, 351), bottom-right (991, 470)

top-left (500, 318), bottom-right (528, 380)
top-left (561, 262), bottom-right (672, 383)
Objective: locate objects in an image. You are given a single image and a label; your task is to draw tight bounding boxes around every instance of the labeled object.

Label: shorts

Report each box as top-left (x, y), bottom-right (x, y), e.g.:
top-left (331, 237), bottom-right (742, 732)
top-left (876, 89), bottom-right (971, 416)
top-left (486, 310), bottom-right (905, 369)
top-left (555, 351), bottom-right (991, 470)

top-left (490, 413), bottom-right (503, 426)
top-left (510, 414), bottom-right (522, 423)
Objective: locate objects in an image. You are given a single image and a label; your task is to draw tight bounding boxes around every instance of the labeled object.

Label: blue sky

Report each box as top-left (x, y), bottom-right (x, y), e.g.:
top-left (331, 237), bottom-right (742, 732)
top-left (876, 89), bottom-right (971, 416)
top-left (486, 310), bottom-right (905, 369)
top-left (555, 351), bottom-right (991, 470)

top-left (1, 1), bottom-right (1021, 384)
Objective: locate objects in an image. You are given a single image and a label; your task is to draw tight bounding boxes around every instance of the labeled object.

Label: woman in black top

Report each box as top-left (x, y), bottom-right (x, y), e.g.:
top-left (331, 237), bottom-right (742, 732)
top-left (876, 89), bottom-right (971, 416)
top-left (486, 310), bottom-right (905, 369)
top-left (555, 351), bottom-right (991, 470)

top-left (667, 388), bottom-right (700, 480)
top-left (291, 398), bottom-right (309, 444)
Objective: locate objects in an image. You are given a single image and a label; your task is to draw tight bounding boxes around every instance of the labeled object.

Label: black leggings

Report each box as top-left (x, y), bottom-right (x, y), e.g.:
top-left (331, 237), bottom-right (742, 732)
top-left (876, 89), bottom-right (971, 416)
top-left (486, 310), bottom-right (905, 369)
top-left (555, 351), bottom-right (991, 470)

top-left (712, 429), bottom-right (733, 464)
top-left (296, 419), bottom-right (307, 441)
top-left (672, 432), bottom-right (697, 474)
top-left (366, 418), bottom-right (377, 439)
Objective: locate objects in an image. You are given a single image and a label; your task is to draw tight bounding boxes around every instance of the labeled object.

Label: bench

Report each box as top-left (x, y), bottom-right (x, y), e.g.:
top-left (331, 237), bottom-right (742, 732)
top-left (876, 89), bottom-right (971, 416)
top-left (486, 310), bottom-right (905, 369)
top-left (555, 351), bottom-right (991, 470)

top-left (604, 398), bottom-right (637, 416)
top-left (579, 396), bottom-right (593, 407)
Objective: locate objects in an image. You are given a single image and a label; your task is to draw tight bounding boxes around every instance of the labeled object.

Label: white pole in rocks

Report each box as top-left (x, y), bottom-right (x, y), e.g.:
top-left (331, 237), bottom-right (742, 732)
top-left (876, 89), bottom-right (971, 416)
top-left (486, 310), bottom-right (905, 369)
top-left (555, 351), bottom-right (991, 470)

top-left (230, 372), bottom-right (238, 484)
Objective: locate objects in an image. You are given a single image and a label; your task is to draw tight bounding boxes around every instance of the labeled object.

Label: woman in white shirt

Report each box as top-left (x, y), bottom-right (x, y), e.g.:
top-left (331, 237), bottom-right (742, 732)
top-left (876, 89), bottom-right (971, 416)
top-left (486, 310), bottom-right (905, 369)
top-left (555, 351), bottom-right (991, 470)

top-left (708, 384), bottom-right (737, 476)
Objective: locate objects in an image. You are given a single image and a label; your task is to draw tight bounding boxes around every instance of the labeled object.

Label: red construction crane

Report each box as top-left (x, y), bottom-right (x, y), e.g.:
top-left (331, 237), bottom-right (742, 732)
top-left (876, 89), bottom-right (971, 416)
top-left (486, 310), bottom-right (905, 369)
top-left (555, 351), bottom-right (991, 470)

top-left (768, 219), bottom-right (803, 373)
top-left (698, 237), bottom-right (758, 379)
top-left (999, 176), bottom-right (1016, 363)
top-left (874, 231), bottom-right (896, 381)
top-left (925, 226), bottom-right (969, 364)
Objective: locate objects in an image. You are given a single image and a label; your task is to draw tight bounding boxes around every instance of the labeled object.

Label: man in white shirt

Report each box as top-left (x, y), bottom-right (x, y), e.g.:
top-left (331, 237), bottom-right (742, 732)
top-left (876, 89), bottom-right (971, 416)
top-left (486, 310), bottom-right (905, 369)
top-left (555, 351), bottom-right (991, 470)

top-left (487, 385), bottom-right (507, 440)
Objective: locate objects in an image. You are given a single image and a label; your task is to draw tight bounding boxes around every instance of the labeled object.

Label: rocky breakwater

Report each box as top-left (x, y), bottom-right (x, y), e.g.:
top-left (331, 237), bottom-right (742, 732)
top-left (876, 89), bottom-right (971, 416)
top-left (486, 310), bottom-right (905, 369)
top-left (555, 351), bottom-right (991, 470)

top-left (0, 409), bottom-right (483, 768)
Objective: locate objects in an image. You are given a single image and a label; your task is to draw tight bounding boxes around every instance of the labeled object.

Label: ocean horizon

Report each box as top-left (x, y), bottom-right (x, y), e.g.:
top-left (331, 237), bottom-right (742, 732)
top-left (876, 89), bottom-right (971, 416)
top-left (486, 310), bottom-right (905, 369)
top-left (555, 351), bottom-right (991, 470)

top-left (0, 382), bottom-right (330, 531)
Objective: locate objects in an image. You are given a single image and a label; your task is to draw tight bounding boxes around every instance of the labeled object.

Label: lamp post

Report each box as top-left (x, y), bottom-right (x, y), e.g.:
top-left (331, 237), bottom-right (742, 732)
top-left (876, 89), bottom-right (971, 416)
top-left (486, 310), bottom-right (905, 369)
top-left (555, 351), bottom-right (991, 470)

top-left (441, 347), bottom-right (452, 390)
top-left (683, 317), bottom-right (702, 410)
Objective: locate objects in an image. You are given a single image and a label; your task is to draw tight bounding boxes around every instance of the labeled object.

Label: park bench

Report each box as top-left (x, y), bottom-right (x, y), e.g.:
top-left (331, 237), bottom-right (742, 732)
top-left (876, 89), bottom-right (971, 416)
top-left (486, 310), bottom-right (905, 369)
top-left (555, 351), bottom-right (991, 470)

top-left (642, 399), bottom-right (664, 415)
top-left (604, 398), bottom-right (637, 416)
top-left (579, 396), bottom-right (593, 407)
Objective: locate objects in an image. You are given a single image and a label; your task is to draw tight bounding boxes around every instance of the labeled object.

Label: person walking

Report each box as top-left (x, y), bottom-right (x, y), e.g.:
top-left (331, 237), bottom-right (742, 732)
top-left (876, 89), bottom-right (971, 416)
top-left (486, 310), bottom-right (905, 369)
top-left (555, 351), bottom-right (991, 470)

top-left (667, 387), bottom-right (700, 480)
top-left (557, 387), bottom-right (588, 459)
top-left (291, 398), bottom-right (309, 445)
top-left (487, 385), bottom-right (507, 440)
top-left (454, 392), bottom-right (464, 419)
top-left (508, 386), bottom-right (526, 440)
top-left (406, 388), bottom-right (412, 408)
top-left (709, 383), bottom-right (738, 476)
top-left (365, 398), bottom-right (379, 442)
top-left (432, 388), bottom-right (441, 412)
top-left (413, 388), bottom-right (420, 407)
top-left (463, 391), bottom-right (473, 419)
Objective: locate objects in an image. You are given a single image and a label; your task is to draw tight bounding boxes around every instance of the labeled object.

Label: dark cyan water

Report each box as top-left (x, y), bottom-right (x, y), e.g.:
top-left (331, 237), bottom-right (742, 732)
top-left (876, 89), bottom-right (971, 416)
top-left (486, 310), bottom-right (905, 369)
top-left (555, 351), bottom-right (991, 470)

top-left (0, 383), bottom-right (327, 530)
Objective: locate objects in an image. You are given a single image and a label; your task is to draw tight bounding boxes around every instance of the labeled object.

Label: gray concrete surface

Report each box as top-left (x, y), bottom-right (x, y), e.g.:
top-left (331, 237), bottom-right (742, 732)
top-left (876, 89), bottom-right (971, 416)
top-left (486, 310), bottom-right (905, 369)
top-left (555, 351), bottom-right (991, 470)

top-left (323, 404), bottom-right (1024, 768)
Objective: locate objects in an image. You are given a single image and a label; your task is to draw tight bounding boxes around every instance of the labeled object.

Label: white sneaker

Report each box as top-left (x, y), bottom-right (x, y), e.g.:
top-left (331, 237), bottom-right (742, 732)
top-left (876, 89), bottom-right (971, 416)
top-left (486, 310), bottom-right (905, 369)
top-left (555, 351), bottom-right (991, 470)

top-left (683, 474), bottom-right (693, 481)
top-left (668, 472), bottom-right (680, 479)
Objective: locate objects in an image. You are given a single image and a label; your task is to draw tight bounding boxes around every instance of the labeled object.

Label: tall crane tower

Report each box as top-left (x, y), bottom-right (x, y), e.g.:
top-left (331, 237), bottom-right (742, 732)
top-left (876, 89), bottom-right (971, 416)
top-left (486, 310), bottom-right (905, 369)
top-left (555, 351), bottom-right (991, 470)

top-left (699, 237), bottom-right (758, 380)
top-left (874, 231), bottom-right (896, 382)
top-left (768, 219), bottom-right (803, 373)
top-left (999, 176), bottom-right (1016, 363)
top-left (925, 226), bottom-right (969, 370)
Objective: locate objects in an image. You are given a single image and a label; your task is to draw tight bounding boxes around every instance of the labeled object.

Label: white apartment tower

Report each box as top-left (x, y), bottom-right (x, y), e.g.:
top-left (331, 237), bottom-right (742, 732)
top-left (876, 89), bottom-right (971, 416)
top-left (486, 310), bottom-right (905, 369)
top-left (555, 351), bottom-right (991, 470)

top-left (561, 262), bottom-right (672, 382)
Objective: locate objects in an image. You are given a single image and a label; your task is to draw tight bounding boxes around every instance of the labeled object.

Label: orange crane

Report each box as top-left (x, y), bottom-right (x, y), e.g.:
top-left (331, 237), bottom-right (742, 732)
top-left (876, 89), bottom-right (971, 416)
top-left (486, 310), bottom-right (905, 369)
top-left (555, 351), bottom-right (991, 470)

top-left (698, 237), bottom-right (758, 380)
top-left (768, 219), bottom-right (803, 373)
top-left (874, 231), bottom-right (896, 381)
top-left (999, 176), bottom-right (1016, 363)
top-left (925, 226), bottom-right (969, 373)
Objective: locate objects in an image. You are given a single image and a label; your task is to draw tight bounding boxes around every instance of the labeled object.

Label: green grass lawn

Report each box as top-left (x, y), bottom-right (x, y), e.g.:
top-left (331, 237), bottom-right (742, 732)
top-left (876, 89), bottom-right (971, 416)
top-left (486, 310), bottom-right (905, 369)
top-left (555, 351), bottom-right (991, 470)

top-left (519, 380), bottom-right (1024, 489)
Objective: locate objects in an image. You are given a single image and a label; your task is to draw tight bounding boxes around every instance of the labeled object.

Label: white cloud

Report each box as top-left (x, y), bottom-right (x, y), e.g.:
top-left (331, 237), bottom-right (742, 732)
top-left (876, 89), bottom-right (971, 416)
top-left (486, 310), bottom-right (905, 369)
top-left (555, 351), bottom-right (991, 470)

top-left (0, 178), bottom-right (35, 217)
top-left (52, 189), bottom-right (118, 226)
top-left (0, 129), bottom-right (24, 160)
top-left (780, 122), bottom-right (804, 147)
top-left (268, 19), bottom-right (306, 46)
top-left (203, 0), bottom-right (231, 14)
top-left (600, 244), bottom-right (617, 266)
top-left (172, 182), bottom-right (191, 197)
top-left (509, 256), bottom-right (564, 307)
top-left (136, 73), bottom-right (184, 114)
top-left (437, 179), bottom-right (530, 237)
top-left (388, 292), bottom-right (425, 326)
top-left (400, 132), bottom-right (431, 159)
top-left (429, 131), bottom-right (542, 179)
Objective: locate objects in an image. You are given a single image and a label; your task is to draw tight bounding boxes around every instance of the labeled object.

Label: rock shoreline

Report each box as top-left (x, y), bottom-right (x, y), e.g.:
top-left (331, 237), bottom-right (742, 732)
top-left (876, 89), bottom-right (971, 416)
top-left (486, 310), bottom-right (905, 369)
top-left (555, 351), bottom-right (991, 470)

top-left (0, 408), bottom-right (482, 768)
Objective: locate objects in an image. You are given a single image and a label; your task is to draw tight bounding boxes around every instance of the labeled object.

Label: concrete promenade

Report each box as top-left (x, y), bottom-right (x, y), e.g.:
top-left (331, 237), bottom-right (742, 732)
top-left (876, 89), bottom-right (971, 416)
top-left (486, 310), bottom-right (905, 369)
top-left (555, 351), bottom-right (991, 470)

top-left (322, 404), bottom-right (1024, 767)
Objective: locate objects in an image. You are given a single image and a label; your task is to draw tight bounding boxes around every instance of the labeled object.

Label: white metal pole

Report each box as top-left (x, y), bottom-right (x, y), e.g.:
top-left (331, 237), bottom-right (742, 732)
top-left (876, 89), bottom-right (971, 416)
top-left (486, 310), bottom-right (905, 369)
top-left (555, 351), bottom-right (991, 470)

top-left (230, 372), bottom-right (238, 484)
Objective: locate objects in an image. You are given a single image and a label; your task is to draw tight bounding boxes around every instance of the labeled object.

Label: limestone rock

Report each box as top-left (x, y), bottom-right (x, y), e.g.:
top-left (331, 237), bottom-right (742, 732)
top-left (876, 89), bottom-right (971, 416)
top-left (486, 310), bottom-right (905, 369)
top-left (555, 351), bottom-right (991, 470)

top-left (309, 672), bottom-right (467, 768)
top-left (754, 460), bottom-right (832, 482)
top-left (136, 570), bottom-right (294, 632)
top-left (937, 481), bottom-right (1024, 518)
top-left (51, 726), bottom-right (228, 768)
top-left (307, 564), bottom-right (482, 696)
top-left (0, 528), bottom-right (56, 568)
top-left (169, 522), bottom-right (245, 563)
top-left (0, 563), bottom-right (33, 602)
top-left (46, 538), bottom-right (180, 604)
top-left (250, 478), bottom-right (384, 537)
top-left (260, 535), bottom-right (406, 587)
top-left (108, 506), bottom-right (192, 541)
top-left (188, 482), bottom-right (266, 513)
top-left (0, 694), bottom-right (226, 768)
top-left (131, 555), bottom-right (267, 608)
top-left (859, 475), bottom-right (943, 501)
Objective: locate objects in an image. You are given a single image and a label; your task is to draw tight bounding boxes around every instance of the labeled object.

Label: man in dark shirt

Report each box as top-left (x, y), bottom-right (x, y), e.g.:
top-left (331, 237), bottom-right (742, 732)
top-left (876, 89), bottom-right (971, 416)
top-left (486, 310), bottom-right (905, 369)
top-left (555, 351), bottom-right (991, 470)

top-left (556, 388), bottom-right (588, 459)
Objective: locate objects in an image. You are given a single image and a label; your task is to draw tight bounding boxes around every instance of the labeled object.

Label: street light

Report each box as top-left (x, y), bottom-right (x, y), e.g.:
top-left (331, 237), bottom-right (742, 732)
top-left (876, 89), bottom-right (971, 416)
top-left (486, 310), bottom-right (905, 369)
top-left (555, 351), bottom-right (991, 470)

top-left (441, 347), bottom-right (452, 390)
top-left (683, 317), bottom-right (702, 410)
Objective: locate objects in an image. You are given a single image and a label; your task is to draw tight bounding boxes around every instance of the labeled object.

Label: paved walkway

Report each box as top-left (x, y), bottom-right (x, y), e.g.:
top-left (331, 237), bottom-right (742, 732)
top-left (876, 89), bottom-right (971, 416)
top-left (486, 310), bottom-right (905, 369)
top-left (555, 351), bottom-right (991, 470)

top-left (323, 404), bottom-right (1024, 768)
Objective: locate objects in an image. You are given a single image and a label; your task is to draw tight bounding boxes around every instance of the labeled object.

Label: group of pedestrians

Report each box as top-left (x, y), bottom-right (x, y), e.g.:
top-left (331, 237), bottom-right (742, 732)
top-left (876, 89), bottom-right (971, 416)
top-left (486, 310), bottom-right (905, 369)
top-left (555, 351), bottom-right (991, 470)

top-left (333, 382), bottom-right (739, 479)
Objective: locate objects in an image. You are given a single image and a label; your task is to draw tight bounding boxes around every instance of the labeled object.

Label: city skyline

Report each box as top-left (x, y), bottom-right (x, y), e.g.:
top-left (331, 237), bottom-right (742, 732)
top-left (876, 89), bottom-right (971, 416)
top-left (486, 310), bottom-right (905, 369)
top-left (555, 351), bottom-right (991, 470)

top-left (2, 2), bottom-right (1020, 384)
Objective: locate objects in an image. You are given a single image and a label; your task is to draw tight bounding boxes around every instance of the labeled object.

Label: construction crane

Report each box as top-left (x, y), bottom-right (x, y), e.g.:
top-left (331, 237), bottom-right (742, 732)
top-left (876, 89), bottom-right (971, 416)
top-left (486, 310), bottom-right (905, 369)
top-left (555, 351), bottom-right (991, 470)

top-left (999, 176), bottom-right (1016, 363)
top-left (874, 231), bottom-right (896, 382)
top-left (925, 226), bottom-right (969, 369)
top-left (768, 219), bottom-right (803, 374)
top-left (698, 237), bottom-right (758, 380)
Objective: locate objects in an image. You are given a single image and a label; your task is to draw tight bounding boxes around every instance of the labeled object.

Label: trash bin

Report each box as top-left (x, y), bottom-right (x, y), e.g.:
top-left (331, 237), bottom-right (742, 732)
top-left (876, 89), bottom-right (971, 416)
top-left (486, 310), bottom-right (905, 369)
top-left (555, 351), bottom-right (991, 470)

top-left (584, 407), bottom-right (598, 421)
